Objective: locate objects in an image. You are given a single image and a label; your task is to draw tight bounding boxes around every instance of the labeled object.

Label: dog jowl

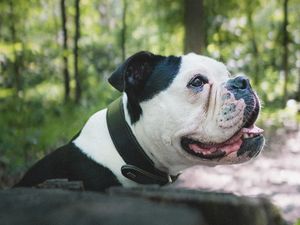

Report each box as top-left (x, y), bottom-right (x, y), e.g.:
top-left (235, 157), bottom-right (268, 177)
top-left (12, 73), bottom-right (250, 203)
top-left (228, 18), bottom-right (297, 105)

top-left (15, 51), bottom-right (265, 191)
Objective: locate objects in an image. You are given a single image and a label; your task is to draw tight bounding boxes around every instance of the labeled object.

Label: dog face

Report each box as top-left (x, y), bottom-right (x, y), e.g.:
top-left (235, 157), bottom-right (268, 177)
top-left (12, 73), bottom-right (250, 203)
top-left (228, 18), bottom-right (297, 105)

top-left (109, 51), bottom-right (264, 173)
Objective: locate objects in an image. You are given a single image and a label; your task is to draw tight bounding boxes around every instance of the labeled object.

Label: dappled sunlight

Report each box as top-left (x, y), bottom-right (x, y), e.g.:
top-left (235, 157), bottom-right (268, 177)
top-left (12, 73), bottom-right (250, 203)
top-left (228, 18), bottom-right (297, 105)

top-left (25, 82), bottom-right (64, 103)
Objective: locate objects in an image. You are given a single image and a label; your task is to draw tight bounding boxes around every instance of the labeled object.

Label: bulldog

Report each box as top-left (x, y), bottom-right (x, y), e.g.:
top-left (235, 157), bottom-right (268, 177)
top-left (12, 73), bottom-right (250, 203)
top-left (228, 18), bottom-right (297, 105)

top-left (15, 51), bottom-right (265, 191)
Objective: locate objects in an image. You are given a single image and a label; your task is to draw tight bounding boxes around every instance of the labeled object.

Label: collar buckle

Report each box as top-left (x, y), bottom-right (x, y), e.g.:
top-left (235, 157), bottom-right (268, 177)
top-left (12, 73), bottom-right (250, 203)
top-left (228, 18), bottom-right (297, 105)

top-left (121, 165), bottom-right (171, 185)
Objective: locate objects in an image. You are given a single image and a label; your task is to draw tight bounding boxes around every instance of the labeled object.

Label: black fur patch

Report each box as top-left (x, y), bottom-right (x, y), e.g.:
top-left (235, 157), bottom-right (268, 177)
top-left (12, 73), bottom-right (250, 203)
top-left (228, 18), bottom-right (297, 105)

top-left (128, 55), bottom-right (181, 123)
top-left (109, 51), bottom-right (181, 124)
top-left (14, 143), bottom-right (121, 192)
top-left (140, 56), bottom-right (181, 102)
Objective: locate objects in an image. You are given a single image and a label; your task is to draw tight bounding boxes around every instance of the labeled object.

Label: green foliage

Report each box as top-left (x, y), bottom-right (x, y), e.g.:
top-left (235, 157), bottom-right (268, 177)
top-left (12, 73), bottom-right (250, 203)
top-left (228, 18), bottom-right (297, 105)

top-left (205, 0), bottom-right (300, 105)
top-left (0, 79), bottom-right (117, 173)
top-left (0, 0), bottom-right (299, 178)
top-left (294, 219), bottom-right (300, 225)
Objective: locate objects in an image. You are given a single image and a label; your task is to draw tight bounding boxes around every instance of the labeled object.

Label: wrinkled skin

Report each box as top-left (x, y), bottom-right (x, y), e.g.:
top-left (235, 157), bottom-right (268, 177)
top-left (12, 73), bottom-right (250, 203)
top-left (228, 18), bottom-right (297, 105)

top-left (128, 53), bottom-right (264, 175)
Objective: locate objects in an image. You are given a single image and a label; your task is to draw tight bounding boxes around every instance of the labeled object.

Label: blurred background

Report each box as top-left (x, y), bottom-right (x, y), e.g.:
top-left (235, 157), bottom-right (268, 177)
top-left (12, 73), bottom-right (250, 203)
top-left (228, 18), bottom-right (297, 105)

top-left (0, 0), bottom-right (299, 223)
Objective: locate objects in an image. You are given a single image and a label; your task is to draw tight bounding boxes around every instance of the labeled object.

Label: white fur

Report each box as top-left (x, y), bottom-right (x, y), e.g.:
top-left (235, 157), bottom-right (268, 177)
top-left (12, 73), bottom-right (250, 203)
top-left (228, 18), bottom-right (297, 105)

top-left (128, 53), bottom-right (248, 175)
top-left (72, 109), bottom-right (137, 187)
top-left (73, 53), bottom-right (253, 183)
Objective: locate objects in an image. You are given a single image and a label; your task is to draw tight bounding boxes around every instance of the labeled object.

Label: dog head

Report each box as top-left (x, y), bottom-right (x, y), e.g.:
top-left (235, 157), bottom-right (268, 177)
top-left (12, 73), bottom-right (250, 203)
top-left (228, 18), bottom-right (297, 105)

top-left (109, 51), bottom-right (264, 174)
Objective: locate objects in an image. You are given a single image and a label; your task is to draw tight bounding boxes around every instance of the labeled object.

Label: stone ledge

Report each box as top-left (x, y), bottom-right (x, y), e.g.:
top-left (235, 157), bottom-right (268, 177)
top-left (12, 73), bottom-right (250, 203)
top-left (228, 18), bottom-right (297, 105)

top-left (0, 188), bottom-right (204, 225)
top-left (108, 186), bottom-right (288, 225)
top-left (0, 186), bottom-right (288, 225)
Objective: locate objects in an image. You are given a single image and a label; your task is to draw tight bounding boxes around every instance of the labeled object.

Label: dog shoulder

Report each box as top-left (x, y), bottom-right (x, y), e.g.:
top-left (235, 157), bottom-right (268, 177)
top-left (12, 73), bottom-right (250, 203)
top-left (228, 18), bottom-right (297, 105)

top-left (14, 142), bottom-right (122, 191)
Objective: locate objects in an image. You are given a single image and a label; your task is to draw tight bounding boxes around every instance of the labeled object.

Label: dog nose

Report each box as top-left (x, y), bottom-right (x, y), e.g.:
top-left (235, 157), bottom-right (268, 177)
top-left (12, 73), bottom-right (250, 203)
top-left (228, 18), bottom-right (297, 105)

top-left (230, 76), bottom-right (250, 90)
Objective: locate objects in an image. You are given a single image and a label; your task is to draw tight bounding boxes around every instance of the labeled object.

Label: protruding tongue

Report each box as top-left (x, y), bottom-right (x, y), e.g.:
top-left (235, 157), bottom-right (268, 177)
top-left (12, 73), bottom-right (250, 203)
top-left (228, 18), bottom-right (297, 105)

top-left (188, 124), bottom-right (264, 155)
top-left (189, 139), bottom-right (243, 155)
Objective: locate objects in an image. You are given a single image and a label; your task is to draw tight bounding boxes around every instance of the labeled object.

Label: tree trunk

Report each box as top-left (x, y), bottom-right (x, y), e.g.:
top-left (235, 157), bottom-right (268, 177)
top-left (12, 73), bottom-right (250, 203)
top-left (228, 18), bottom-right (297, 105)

top-left (282, 0), bottom-right (289, 107)
top-left (297, 69), bottom-right (300, 101)
top-left (184, 0), bottom-right (205, 54)
top-left (74, 0), bottom-right (81, 103)
top-left (121, 0), bottom-right (127, 61)
top-left (60, 0), bottom-right (70, 102)
top-left (9, 0), bottom-right (21, 95)
top-left (247, 9), bottom-right (260, 86)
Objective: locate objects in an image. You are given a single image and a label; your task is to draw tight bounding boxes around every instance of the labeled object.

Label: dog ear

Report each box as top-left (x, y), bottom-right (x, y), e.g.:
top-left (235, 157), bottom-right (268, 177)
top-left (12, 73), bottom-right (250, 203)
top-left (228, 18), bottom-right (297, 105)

top-left (108, 51), bottom-right (159, 93)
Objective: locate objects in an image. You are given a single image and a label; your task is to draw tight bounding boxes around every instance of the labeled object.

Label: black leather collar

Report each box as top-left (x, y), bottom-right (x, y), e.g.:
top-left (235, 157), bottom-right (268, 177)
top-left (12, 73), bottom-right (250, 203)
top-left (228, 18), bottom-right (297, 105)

top-left (106, 97), bottom-right (177, 185)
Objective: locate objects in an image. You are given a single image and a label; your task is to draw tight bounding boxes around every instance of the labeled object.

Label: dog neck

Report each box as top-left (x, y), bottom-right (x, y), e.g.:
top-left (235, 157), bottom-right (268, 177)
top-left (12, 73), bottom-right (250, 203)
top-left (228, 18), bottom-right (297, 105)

top-left (106, 96), bottom-right (178, 185)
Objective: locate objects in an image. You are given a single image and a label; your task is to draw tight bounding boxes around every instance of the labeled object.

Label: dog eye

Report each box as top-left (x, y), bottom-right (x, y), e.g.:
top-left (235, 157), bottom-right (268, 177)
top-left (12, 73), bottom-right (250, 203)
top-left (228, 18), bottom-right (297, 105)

top-left (188, 75), bottom-right (208, 90)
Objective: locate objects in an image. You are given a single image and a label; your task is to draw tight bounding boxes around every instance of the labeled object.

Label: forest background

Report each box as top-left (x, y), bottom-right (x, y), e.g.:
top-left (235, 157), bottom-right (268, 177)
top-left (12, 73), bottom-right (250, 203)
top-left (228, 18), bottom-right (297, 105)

top-left (0, 0), bottom-right (299, 191)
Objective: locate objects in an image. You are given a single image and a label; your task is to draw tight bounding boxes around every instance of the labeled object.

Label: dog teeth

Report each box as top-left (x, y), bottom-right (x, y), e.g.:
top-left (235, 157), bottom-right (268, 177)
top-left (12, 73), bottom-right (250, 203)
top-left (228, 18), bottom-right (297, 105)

top-left (243, 133), bottom-right (256, 139)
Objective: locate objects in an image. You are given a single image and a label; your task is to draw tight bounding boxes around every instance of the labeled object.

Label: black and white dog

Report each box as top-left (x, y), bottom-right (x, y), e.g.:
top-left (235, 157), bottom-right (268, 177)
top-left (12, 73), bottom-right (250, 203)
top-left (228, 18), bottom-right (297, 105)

top-left (15, 51), bottom-right (264, 191)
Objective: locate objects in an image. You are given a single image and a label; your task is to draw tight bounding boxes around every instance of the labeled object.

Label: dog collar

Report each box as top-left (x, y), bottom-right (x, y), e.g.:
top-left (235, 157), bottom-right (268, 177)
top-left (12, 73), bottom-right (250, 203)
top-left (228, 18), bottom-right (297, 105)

top-left (106, 97), bottom-right (177, 185)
